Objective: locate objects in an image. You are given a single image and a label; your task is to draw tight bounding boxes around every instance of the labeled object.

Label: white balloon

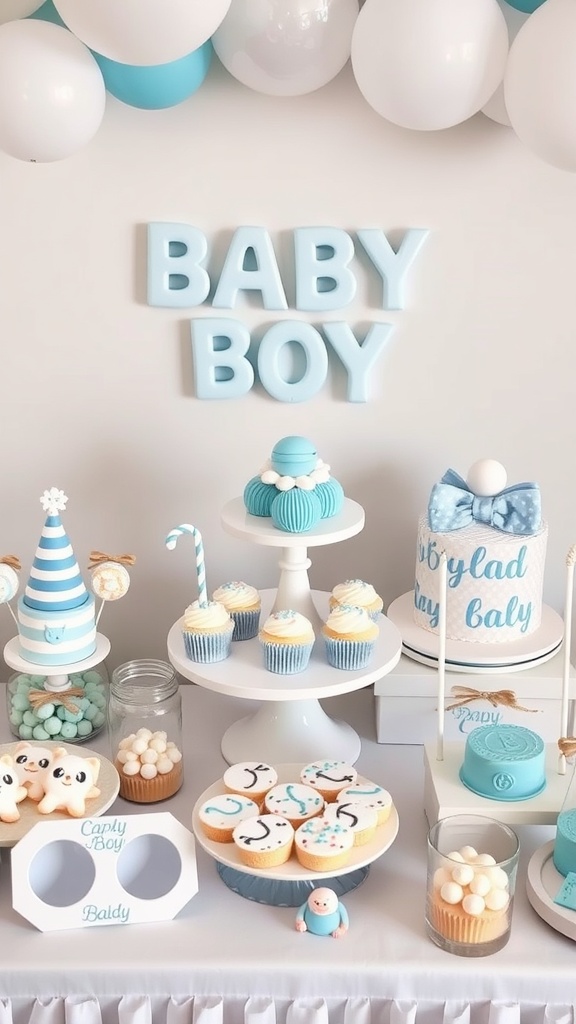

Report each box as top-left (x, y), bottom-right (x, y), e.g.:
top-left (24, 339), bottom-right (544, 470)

top-left (53, 0), bottom-right (232, 66)
top-left (482, 1), bottom-right (528, 126)
top-left (351, 0), bottom-right (509, 131)
top-left (505, 0), bottom-right (576, 171)
top-left (0, 0), bottom-right (43, 23)
top-left (213, 0), bottom-right (359, 96)
top-left (0, 20), bottom-right (106, 162)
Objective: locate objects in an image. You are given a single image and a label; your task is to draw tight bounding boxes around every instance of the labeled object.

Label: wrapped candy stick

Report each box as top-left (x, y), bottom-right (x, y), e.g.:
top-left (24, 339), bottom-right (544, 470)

top-left (166, 524), bottom-right (208, 606)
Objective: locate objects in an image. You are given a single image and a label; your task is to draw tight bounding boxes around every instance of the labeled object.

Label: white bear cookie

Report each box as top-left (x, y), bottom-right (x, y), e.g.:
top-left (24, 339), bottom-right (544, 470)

top-left (0, 755), bottom-right (27, 823)
top-left (38, 752), bottom-right (101, 817)
top-left (12, 742), bottom-right (67, 802)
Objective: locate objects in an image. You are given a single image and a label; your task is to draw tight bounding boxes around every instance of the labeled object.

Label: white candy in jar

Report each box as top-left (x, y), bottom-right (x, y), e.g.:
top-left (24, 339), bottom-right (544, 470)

top-left (469, 873), bottom-right (492, 897)
top-left (462, 894), bottom-right (486, 917)
top-left (451, 864), bottom-right (475, 886)
top-left (459, 845), bottom-right (478, 862)
top-left (485, 888), bottom-right (510, 912)
top-left (440, 881), bottom-right (464, 904)
top-left (122, 761), bottom-right (140, 776)
top-left (140, 763), bottom-right (158, 780)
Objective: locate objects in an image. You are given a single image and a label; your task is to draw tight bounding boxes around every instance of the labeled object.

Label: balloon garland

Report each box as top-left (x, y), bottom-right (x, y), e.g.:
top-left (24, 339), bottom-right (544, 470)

top-left (0, 0), bottom-right (570, 171)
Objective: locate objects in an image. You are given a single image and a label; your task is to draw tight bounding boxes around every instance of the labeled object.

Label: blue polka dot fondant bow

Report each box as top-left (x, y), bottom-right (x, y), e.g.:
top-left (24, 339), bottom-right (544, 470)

top-left (428, 469), bottom-right (542, 536)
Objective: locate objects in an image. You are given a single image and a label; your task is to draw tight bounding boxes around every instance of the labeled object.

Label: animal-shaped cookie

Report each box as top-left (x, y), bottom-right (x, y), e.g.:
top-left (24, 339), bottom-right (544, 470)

top-left (37, 753), bottom-right (101, 817)
top-left (0, 754), bottom-right (27, 823)
top-left (12, 742), bottom-right (67, 802)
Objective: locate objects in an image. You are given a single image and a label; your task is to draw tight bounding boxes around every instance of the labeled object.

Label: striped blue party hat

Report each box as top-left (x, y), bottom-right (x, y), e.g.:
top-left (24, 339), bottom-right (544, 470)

top-left (23, 487), bottom-right (90, 612)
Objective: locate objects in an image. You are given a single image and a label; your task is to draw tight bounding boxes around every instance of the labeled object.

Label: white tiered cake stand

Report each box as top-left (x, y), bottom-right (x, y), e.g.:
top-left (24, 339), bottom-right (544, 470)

top-left (167, 498), bottom-right (403, 765)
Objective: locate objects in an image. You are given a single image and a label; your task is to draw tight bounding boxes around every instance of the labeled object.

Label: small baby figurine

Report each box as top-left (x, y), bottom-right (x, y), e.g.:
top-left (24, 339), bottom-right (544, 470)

top-left (295, 887), bottom-right (349, 938)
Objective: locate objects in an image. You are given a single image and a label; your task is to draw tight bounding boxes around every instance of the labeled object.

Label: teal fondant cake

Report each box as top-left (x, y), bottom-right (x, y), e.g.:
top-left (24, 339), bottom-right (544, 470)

top-left (554, 809), bottom-right (576, 877)
top-left (459, 724), bottom-right (546, 801)
top-left (243, 436), bottom-right (344, 533)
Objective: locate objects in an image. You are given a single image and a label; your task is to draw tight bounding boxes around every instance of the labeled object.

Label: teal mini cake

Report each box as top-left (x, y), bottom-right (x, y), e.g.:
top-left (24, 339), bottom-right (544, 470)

top-left (243, 436), bottom-right (344, 533)
top-left (459, 724), bottom-right (546, 801)
top-left (553, 809), bottom-right (576, 876)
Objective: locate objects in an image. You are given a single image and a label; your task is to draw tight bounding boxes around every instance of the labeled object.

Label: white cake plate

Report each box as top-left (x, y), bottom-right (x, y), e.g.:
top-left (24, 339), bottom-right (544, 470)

top-left (526, 839), bottom-right (576, 942)
top-left (387, 592), bottom-right (564, 674)
top-left (423, 741), bottom-right (572, 826)
top-left (192, 764), bottom-right (399, 905)
top-left (4, 633), bottom-right (111, 676)
top-left (167, 590), bottom-right (402, 766)
top-left (0, 740), bottom-right (120, 848)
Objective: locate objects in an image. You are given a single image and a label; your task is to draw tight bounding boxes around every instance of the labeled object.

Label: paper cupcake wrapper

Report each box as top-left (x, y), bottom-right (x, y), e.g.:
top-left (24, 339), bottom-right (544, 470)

top-left (428, 898), bottom-right (509, 945)
top-left (230, 608), bottom-right (261, 641)
top-left (324, 637), bottom-right (376, 670)
top-left (183, 625), bottom-right (234, 663)
top-left (261, 640), bottom-right (314, 674)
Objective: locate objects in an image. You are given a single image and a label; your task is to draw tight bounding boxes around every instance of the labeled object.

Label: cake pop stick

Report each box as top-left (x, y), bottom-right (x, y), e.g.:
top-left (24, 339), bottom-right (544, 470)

top-left (436, 551), bottom-right (448, 762)
top-left (166, 524), bottom-right (208, 606)
top-left (559, 544), bottom-right (576, 775)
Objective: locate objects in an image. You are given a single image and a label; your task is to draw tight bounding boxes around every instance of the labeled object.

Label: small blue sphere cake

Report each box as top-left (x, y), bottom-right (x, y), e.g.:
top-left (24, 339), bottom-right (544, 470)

top-left (243, 436), bottom-right (344, 533)
top-left (459, 724), bottom-right (546, 801)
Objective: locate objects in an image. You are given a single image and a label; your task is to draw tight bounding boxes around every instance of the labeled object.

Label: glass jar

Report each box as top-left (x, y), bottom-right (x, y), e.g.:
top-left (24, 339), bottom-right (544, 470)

top-left (6, 663), bottom-right (109, 744)
top-left (108, 659), bottom-right (183, 804)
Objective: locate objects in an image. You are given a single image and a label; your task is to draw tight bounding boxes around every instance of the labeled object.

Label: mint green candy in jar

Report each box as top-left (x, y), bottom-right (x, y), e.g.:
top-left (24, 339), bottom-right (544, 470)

top-left (6, 664), bottom-right (109, 743)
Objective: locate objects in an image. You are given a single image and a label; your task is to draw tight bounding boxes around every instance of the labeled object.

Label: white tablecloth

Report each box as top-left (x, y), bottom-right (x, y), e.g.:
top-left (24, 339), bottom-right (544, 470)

top-left (1, 685), bottom-right (574, 1024)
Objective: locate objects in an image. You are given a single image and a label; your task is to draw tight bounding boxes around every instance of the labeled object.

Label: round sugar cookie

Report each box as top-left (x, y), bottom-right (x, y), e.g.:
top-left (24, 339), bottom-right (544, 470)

top-left (0, 563), bottom-right (19, 604)
top-left (91, 561), bottom-right (130, 601)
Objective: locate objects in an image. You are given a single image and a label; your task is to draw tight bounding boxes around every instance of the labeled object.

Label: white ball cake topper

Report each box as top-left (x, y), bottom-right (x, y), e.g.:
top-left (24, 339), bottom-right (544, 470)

top-left (466, 459), bottom-right (508, 497)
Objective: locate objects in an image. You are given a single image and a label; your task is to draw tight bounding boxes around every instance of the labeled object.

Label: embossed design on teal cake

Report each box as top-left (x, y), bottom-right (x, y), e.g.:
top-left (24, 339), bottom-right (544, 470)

top-left (553, 808), bottom-right (576, 877)
top-left (459, 724), bottom-right (546, 802)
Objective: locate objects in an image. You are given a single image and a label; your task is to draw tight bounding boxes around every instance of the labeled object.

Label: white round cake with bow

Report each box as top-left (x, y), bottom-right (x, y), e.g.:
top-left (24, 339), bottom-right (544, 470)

top-left (414, 459), bottom-right (548, 645)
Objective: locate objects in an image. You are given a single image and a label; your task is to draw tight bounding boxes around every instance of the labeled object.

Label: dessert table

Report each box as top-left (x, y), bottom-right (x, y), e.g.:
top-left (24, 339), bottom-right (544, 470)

top-left (0, 683), bottom-right (574, 1024)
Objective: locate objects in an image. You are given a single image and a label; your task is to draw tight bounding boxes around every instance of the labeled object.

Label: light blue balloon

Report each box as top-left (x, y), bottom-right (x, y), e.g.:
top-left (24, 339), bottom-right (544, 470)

top-left (93, 43), bottom-right (212, 110)
top-left (503, 0), bottom-right (545, 12)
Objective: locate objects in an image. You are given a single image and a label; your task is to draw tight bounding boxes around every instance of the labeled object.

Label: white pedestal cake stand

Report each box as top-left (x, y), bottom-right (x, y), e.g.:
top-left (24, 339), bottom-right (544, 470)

top-left (167, 499), bottom-right (403, 764)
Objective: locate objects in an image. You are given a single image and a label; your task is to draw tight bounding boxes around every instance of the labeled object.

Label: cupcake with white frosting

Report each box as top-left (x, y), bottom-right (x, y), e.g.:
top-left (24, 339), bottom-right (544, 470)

top-left (329, 579), bottom-right (383, 621)
top-left (212, 581), bottom-right (261, 641)
top-left (182, 600), bottom-right (235, 663)
top-left (259, 609), bottom-right (315, 674)
top-left (322, 604), bottom-right (379, 670)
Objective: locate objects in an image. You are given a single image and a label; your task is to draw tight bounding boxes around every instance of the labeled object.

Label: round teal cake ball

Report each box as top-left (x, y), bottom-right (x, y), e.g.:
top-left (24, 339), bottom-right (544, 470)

top-left (271, 436), bottom-right (317, 477)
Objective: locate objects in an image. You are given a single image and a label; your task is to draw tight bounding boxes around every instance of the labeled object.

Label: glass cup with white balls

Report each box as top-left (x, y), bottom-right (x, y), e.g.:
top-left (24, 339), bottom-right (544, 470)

top-left (426, 814), bottom-right (519, 957)
top-left (108, 660), bottom-right (183, 803)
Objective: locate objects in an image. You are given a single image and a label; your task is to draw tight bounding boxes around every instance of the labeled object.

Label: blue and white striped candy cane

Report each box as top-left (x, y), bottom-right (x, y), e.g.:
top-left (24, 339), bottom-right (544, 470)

top-left (165, 524), bottom-right (208, 606)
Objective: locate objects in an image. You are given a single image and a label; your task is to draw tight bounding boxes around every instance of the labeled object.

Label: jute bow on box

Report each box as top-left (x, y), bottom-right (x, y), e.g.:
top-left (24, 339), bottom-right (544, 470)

top-left (445, 685), bottom-right (537, 713)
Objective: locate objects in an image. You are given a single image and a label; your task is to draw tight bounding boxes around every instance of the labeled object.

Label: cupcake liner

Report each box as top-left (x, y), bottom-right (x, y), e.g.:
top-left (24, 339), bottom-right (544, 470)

top-left (183, 625), bottom-right (234, 663)
top-left (428, 897), bottom-right (509, 945)
top-left (324, 637), bottom-right (376, 670)
top-left (261, 640), bottom-right (314, 674)
top-left (230, 608), bottom-right (261, 641)
top-left (116, 760), bottom-right (183, 804)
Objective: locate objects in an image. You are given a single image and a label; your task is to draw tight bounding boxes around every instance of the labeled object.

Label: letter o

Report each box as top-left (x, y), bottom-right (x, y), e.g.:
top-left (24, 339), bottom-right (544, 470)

top-left (257, 321), bottom-right (328, 402)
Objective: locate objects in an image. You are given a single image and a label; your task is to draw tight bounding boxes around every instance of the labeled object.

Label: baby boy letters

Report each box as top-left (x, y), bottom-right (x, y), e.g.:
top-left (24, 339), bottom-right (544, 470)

top-left (146, 224), bottom-right (429, 402)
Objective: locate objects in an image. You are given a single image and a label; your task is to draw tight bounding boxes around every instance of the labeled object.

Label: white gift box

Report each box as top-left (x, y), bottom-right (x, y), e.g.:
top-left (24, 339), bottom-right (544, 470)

top-left (374, 650), bottom-right (575, 745)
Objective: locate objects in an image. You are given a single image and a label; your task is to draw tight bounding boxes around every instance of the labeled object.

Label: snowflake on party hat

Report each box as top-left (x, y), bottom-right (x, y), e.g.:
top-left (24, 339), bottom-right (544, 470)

top-left (40, 487), bottom-right (68, 516)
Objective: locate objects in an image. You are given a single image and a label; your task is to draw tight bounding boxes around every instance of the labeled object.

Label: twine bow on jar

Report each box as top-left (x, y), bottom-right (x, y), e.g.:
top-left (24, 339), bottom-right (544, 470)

top-left (445, 686), bottom-right (537, 713)
top-left (27, 687), bottom-right (85, 715)
top-left (88, 551), bottom-right (136, 568)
